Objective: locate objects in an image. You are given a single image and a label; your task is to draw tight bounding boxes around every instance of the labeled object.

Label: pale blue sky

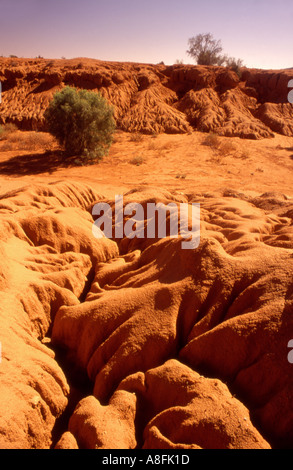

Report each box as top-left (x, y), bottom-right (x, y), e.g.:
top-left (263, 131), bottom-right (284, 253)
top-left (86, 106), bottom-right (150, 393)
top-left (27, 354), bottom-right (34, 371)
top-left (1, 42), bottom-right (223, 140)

top-left (0, 0), bottom-right (292, 69)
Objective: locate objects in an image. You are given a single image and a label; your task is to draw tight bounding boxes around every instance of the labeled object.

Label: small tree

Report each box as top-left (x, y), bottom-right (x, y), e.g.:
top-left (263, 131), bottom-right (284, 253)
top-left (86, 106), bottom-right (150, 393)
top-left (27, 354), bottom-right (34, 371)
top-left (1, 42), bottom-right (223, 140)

top-left (225, 57), bottom-right (244, 78)
top-left (187, 33), bottom-right (244, 76)
top-left (44, 86), bottom-right (115, 162)
top-left (187, 33), bottom-right (225, 66)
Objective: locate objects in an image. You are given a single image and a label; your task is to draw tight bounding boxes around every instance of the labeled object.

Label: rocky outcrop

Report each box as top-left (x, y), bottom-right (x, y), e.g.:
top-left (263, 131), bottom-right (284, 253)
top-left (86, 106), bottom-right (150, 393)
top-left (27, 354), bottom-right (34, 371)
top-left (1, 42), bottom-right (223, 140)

top-left (0, 58), bottom-right (293, 138)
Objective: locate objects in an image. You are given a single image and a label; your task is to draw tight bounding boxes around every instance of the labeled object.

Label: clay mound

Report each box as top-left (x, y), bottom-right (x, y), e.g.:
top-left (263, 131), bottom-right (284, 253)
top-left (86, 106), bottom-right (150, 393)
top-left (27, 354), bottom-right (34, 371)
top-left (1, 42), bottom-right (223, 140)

top-left (243, 68), bottom-right (293, 103)
top-left (0, 181), bottom-right (118, 448)
top-left (0, 182), bottom-right (293, 448)
top-left (120, 84), bottom-right (191, 134)
top-left (66, 392), bottom-right (137, 449)
top-left (176, 87), bottom-right (274, 139)
top-left (1, 57), bottom-right (293, 138)
top-left (255, 103), bottom-right (293, 137)
top-left (52, 187), bottom-right (293, 448)
top-left (57, 360), bottom-right (269, 449)
top-left (139, 360), bottom-right (270, 449)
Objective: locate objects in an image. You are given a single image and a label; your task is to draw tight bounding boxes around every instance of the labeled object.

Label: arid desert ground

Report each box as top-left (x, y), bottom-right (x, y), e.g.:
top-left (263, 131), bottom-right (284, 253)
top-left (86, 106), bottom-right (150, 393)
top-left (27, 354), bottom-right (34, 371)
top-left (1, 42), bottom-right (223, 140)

top-left (0, 57), bottom-right (293, 449)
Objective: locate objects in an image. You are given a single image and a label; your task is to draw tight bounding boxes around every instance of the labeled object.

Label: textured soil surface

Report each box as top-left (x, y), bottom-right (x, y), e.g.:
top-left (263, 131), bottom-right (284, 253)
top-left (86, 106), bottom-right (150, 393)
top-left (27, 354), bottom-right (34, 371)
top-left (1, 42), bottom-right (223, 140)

top-left (1, 57), bottom-right (293, 138)
top-left (0, 59), bottom-right (293, 449)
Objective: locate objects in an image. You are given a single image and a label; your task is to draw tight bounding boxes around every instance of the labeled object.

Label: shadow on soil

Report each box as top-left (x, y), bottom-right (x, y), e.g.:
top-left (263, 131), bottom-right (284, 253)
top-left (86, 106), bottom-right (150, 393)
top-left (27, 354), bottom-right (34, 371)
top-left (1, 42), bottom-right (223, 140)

top-left (0, 150), bottom-right (80, 176)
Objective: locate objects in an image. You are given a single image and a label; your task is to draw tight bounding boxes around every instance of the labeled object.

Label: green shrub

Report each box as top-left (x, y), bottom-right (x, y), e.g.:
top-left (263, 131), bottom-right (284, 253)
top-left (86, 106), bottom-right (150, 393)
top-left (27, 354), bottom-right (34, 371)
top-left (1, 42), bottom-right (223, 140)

top-left (44, 86), bottom-right (115, 162)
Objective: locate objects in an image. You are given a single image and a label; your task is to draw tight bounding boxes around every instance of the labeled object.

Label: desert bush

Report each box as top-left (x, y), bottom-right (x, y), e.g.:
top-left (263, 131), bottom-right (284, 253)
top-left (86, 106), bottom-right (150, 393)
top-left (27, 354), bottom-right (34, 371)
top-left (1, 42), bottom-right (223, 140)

top-left (0, 141), bottom-right (13, 151)
top-left (4, 122), bottom-right (18, 133)
top-left (44, 86), bottom-right (115, 162)
top-left (160, 142), bottom-right (174, 151)
top-left (111, 130), bottom-right (123, 144)
top-left (0, 122), bottom-right (18, 139)
top-left (129, 155), bottom-right (144, 166)
top-left (202, 132), bottom-right (221, 148)
top-left (0, 130), bottom-right (54, 151)
top-left (147, 140), bottom-right (158, 151)
top-left (225, 57), bottom-right (244, 78)
top-left (187, 33), bottom-right (226, 66)
top-left (238, 150), bottom-right (250, 160)
top-left (218, 140), bottom-right (237, 156)
top-left (5, 133), bottom-right (20, 144)
top-left (20, 132), bottom-right (54, 151)
top-left (129, 133), bottom-right (144, 143)
top-left (187, 33), bottom-right (244, 72)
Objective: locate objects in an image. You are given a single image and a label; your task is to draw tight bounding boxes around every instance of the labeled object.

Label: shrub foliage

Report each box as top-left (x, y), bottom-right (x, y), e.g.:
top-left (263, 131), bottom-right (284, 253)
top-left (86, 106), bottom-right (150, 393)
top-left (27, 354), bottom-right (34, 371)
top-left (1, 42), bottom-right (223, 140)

top-left (44, 87), bottom-right (115, 162)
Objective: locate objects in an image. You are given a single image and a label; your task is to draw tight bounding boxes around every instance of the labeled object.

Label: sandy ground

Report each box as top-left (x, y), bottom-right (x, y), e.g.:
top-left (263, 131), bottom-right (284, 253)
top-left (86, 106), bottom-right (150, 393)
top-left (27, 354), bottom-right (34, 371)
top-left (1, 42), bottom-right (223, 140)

top-left (0, 130), bottom-right (292, 199)
top-left (1, 128), bottom-right (293, 449)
